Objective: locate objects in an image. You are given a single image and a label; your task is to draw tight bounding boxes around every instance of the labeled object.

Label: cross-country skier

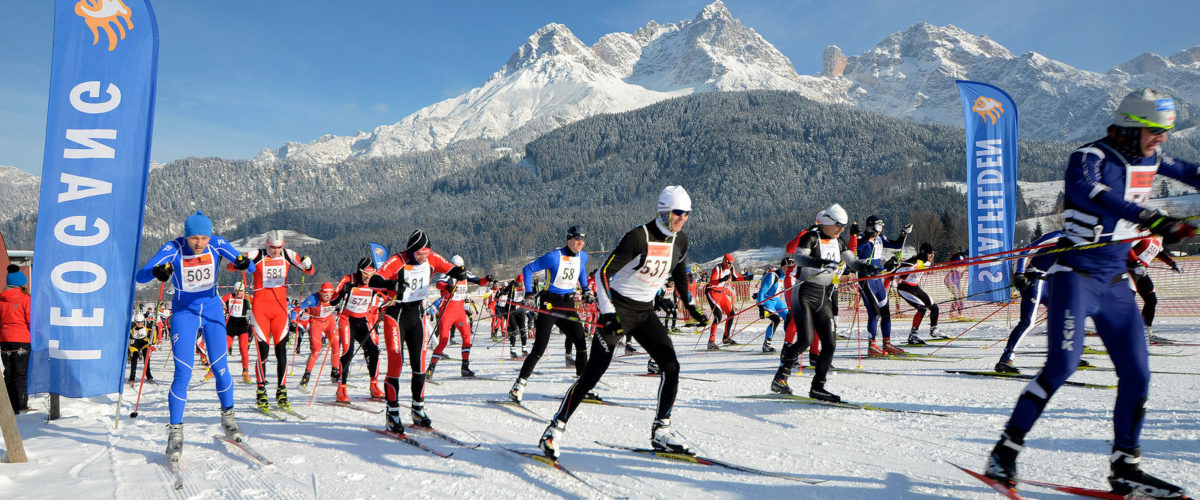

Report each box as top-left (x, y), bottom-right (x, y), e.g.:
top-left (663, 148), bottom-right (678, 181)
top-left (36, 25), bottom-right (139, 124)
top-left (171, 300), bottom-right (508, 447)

top-left (430, 255), bottom-right (491, 379)
top-left (136, 211), bottom-right (254, 461)
top-left (294, 282), bottom-right (338, 389)
top-left (856, 215), bottom-right (912, 356)
top-left (984, 88), bottom-right (1199, 498)
top-left (231, 230), bottom-right (315, 411)
top-left (368, 230), bottom-right (474, 434)
top-left (330, 259), bottom-right (385, 402)
top-left (754, 259), bottom-right (791, 353)
top-left (705, 253), bottom-right (753, 348)
top-left (895, 242), bottom-right (938, 345)
top-left (496, 276), bottom-right (529, 358)
top-left (539, 186), bottom-right (708, 460)
top-left (222, 281), bottom-right (253, 383)
top-left (769, 204), bottom-right (871, 402)
top-left (509, 226), bottom-right (591, 403)
top-left (1126, 234), bottom-right (1182, 343)
top-left (993, 230), bottom-right (1063, 374)
top-left (127, 312), bottom-right (153, 383)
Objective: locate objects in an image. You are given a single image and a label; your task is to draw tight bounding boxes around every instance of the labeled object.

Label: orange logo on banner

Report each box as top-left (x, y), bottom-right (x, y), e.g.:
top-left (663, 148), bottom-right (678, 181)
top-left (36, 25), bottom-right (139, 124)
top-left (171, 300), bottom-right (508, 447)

top-left (972, 96), bottom-right (1004, 125)
top-left (75, 0), bottom-right (134, 51)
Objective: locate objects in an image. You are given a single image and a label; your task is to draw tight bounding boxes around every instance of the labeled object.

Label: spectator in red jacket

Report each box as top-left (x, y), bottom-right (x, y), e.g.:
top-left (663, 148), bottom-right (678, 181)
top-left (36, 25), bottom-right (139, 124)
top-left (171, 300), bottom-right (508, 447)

top-left (1, 264), bottom-right (31, 413)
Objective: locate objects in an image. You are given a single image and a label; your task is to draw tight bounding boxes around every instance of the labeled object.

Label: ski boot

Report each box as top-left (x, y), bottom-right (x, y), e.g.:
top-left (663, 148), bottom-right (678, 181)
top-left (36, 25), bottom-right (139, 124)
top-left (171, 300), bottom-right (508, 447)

top-left (867, 342), bottom-right (887, 357)
top-left (165, 424), bottom-right (184, 462)
top-left (509, 378), bottom-right (527, 403)
top-left (299, 371), bottom-right (311, 390)
top-left (983, 432), bottom-right (1023, 489)
top-left (583, 391), bottom-right (602, 402)
top-left (882, 341), bottom-right (905, 355)
top-left (809, 384), bottom-right (841, 403)
top-left (220, 406), bottom-right (244, 442)
top-left (906, 328), bottom-right (926, 345)
top-left (521, 346), bottom-right (529, 357)
top-left (242, 370), bottom-right (252, 384)
top-left (565, 353), bottom-right (575, 366)
top-left (336, 383), bottom-right (350, 403)
top-left (647, 358), bottom-right (661, 375)
top-left (1108, 447), bottom-right (1186, 498)
top-left (1077, 359), bottom-right (1093, 369)
top-left (509, 348), bottom-right (519, 359)
top-left (276, 386), bottom-right (290, 410)
top-left (707, 340), bottom-right (719, 350)
top-left (331, 366), bottom-right (341, 382)
top-left (762, 340), bottom-right (776, 353)
top-left (410, 403), bottom-right (432, 428)
top-left (385, 408), bottom-right (405, 435)
top-left (624, 343), bottom-right (638, 355)
top-left (770, 375), bottom-right (793, 395)
top-left (427, 357), bottom-right (439, 381)
top-left (461, 364), bottom-right (476, 377)
top-left (255, 386), bottom-right (269, 411)
top-left (369, 379), bottom-right (385, 399)
top-left (721, 336), bottom-right (737, 345)
top-left (539, 419), bottom-right (566, 460)
top-left (929, 324), bottom-right (947, 339)
top-left (650, 419), bottom-right (693, 455)
top-left (994, 360), bottom-right (1020, 374)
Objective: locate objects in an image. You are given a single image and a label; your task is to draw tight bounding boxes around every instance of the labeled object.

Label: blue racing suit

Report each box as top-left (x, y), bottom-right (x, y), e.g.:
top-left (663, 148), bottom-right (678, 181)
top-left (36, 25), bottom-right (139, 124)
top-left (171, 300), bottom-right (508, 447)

top-left (754, 268), bottom-right (789, 341)
top-left (1004, 139), bottom-right (1200, 451)
top-left (997, 230), bottom-right (1062, 364)
top-left (136, 236), bottom-right (253, 425)
top-left (857, 233), bottom-right (905, 342)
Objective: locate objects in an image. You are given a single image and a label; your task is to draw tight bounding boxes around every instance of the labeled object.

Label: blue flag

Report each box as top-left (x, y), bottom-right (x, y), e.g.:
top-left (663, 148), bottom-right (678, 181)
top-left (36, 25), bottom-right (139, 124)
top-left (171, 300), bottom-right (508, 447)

top-left (29, 0), bottom-right (159, 397)
top-left (369, 242), bottom-right (389, 269)
top-left (956, 80), bottom-right (1018, 303)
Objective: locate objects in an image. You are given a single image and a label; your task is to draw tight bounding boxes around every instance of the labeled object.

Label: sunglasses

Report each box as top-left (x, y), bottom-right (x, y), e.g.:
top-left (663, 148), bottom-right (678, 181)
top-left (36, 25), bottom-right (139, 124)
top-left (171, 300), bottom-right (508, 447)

top-left (570, 235), bottom-right (586, 241)
top-left (268, 245), bottom-right (284, 249)
top-left (1149, 127), bottom-right (1169, 136)
top-left (671, 209), bottom-right (691, 216)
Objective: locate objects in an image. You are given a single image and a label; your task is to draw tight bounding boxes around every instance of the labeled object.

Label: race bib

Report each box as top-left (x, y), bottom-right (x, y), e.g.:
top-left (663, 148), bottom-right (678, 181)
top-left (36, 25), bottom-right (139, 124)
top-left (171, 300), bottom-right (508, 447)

top-left (228, 297), bottom-right (245, 317)
top-left (131, 327), bottom-right (148, 340)
top-left (552, 255), bottom-right (581, 291)
top-left (180, 253), bottom-right (216, 293)
top-left (400, 263), bottom-right (432, 303)
top-left (633, 241), bottom-right (673, 290)
top-left (262, 259), bottom-right (287, 288)
top-left (452, 283), bottom-right (468, 301)
top-left (317, 305), bottom-right (336, 318)
top-left (1114, 164), bottom-right (1158, 240)
top-left (346, 287), bottom-right (372, 314)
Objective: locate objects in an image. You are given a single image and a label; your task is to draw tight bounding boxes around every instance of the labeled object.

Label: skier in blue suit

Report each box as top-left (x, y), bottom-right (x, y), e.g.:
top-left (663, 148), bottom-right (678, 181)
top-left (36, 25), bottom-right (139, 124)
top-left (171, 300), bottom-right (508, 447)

top-left (856, 215), bottom-right (911, 355)
top-left (754, 259), bottom-right (791, 353)
top-left (136, 211), bottom-right (255, 462)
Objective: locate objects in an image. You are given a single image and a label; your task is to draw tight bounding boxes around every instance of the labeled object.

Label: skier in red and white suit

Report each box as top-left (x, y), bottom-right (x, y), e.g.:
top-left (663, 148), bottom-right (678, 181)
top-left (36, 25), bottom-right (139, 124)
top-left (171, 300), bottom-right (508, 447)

top-left (331, 258), bottom-right (384, 402)
top-left (294, 282), bottom-right (338, 389)
top-left (368, 230), bottom-right (474, 434)
top-left (705, 254), bottom-right (753, 348)
top-left (429, 255), bottom-right (491, 379)
top-left (228, 230), bottom-right (315, 410)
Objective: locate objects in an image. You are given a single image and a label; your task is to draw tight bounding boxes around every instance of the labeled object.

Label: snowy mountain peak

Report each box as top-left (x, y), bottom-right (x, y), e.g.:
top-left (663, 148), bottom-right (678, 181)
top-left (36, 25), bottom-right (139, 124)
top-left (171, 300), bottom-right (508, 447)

top-left (695, 0), bottom-right (733, 22)
top-left (499, 23), bottom-right (595, 77)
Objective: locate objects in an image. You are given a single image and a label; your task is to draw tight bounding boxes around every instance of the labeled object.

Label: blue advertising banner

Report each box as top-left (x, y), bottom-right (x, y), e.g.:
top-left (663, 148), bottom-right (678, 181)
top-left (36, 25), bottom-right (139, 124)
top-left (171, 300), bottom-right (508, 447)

top-left (29, 0), bottom-right (159, 397)
top-left (956, 80), bottom-right (1018, 303)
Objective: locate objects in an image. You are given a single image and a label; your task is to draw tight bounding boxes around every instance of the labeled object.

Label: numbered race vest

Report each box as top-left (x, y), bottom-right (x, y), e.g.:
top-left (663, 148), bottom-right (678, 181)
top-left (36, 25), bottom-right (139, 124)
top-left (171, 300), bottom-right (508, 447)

top-left (512, 288), bottom-right (525, 303)
top-left (131, 326), bottom-right (149, 340)
top-left (310, 302), bottom-right (336, 319)
top-left (261, 256), bottom-right (288, 289)
top-left (551, 254), bottom-right (581, 291)
top-left (1097, 143), bottom-right (1160, 241)
top-left (345, 287), bottom-right (373, 317)
top-left (400, 262), bottom-right (432, 303)
top-left (1132, 236), bottom-right (1163, 266)
top-left (611, 226), bottom-right (675, 303)
top-left (227, 296), bottom-right (247, 317)
top-left (180, 251), bottom-right (216, 293)
top-left (451, 281), bottom-right (469, 301)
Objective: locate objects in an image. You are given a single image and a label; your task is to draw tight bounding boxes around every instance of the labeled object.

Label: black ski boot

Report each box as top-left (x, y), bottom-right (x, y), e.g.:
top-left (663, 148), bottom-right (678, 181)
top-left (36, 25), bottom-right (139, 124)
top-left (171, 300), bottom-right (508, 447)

top-left (460, 361), bottom-right (475, 378)
top-left (410, 403), bottom-right (432, 428)
top-left (299, 371), bottom-right (311, 389)
top-left (1108, 447), bottom-right (1187, 498)
top-left (984, 432), bottom-right (1023, 488)
top-left (994, 360), bottom-right (1020, 374)
top-left (809, 384), bottom-right (841, 403)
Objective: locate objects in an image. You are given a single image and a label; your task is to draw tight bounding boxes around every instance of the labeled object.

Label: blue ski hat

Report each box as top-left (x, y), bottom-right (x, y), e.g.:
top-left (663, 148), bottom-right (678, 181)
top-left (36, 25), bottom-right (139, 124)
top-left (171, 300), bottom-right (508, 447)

top-left (6, 264), bottom-right (26, 287)
top-left (184, 211), bottom-right (213, 237)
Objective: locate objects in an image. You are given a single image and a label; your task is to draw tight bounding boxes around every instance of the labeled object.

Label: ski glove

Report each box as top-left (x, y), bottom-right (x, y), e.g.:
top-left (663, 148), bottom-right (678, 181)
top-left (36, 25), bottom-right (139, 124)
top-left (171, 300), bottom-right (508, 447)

top-left (598, 313), bottom-right (623, 344)
top-left (1011, 271), bottom-right (1031, 290)
top-left (447, 266), bottom-right (467, 281)
top-left (901, 224), bottom-right (914, 235)
top-left (821, 261), bottom-right (841, 275)
top-left (758, 305), bottom-right (768, 318)
top-left (233, 255), bottom-right (251, 270)
top-left (686, 303), bottom-right (709, 327)
top-left (300, 255), bottom-right (313, 270)
top-left (1171, 262), bottom-right (1183, 273)
top-left (152, 263), bottom-right (173, 282)
top-left (884, 256), bottom-right (900, 272)
top-left (1139, 209), bottom-right (1197, 245)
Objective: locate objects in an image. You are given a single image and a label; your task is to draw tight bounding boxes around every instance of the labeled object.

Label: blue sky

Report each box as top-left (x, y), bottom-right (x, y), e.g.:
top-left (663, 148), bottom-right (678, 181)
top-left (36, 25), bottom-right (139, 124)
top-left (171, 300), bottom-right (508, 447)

top-left (3, 1), bottom-right (1198, 175)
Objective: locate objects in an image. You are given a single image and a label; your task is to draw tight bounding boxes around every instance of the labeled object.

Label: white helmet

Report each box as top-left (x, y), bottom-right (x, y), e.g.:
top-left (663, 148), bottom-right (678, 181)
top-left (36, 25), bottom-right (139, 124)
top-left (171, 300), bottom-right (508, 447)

top-left (816, 204), bottom-right (849, 227)
top-left (132, 312), bottom-right (145, 323)
top-left (233, 281), bottom-right (245, 292)
top-left (814, 210), bottom-right (826, 225)
top-left (266, 230), bottom-right (286, 247)
top-left (450, 255), bottom-right (465, 267)
top-left (1114, 88), bottom-right (1175, 131)
top-left (657, 185), bottom-right (692, 213)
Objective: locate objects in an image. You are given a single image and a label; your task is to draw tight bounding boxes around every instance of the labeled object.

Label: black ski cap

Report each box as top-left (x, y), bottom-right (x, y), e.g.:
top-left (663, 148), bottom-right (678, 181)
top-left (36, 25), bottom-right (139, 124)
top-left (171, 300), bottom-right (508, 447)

top-left (405, 229), bottom-right (429, 253)
top-left (567, 226), bottom-right (586, 239)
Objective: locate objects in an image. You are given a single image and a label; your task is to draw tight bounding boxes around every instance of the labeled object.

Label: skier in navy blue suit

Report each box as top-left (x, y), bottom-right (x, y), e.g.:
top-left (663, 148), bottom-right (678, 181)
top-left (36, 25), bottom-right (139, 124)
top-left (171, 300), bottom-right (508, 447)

top-left (509, 226), bottom-right (592, 403)
top-left (985, 89), bottom-right (1199, 498)
top-left (856, 215), bottom-right (911, 355)
top-left (136, 211), bottom-right (255, 462)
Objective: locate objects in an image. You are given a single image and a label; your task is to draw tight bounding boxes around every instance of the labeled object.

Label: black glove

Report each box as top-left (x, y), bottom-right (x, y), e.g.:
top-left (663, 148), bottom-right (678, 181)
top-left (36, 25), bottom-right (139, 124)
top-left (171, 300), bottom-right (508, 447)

top-left (757, 305), bottom-right (768, 318)
top-left (598, 313), bottom-right (623, 348)
top-left (482, 274), bottom-right (495, 285)
top-left (884, 256), bottom-right (900, 272)
top-left (233, 255), bottom-right (251, 270)
top-left (152, 263), bottom-right (173, 282)
top-left (1011, 271), bottom-right (1030, 290)
top-left (848, 222), bottom-right (860, 235)
top-left (1139, 209), bottom-right (1197, 245)
top-left (687, 304), bottom-right (709, 327)
top-left (582, 289), bottom-right (596, 304)
top-left (447, 266), bottom-right (467, 281)
top-left (1171, 262), bottom-right (1183, 274)
top-left (392, 277), bottom-right (407, 295)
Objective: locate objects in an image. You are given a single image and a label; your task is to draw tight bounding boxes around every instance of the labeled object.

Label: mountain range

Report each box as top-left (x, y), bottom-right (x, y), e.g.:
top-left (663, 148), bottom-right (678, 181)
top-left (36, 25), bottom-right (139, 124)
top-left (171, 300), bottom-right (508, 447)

top-left (5, 1), bottom-right (1200, 252)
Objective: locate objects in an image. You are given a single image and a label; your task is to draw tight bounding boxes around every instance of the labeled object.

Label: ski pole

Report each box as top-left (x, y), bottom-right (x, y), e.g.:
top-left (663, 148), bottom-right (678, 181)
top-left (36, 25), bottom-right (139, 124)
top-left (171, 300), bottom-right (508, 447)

top-left (929, 298), bottom-right (1015, 355)
top-left (130, 282), bottom-right (167, 419)
top-left (984, 310), bottom-right (1048, 350)
top-left (306, 341), bottom-right (330, 408)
